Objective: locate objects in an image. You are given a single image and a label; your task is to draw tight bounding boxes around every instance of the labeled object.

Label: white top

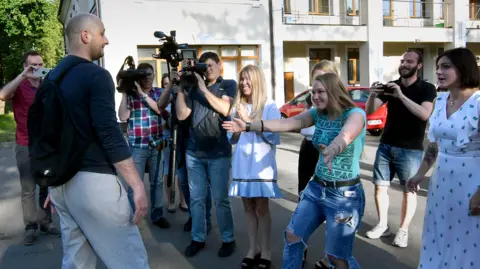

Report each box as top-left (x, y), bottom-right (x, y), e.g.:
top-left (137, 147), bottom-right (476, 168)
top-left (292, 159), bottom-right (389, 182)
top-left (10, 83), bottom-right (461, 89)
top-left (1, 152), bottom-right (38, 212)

top-left (300, 126), bottom-right (315, 141)
top-left (229, 99), bottom-right (281, 180)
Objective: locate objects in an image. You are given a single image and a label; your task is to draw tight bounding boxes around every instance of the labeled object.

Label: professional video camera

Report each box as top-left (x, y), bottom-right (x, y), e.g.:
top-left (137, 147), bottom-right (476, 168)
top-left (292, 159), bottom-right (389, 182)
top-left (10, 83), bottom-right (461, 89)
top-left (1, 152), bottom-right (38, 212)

top-left (152, 31), bottom-right (207, 89)
top-left (115, 56), bottom-right (152, 94)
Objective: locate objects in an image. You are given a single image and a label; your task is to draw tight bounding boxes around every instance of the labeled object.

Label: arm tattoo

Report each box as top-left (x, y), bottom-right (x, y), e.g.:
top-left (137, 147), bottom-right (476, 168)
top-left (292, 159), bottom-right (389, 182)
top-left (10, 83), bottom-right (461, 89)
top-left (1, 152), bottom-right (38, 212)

top-left (424, 142), bottom-right (438, 166)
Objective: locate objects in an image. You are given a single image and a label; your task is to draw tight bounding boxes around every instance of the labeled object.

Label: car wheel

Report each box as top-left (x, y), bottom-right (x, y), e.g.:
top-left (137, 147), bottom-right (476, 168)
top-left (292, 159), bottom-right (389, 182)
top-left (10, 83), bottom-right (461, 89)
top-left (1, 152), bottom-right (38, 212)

top-left (281, 113), bottom-right (287, 119)
top-left (368, 129), bottom-right (383, 136)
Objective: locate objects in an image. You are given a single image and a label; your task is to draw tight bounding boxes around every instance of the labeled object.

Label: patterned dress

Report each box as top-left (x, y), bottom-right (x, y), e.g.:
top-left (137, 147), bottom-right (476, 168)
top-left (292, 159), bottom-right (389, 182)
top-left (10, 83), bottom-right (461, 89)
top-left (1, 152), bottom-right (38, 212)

top-left (419, 91), bottom-right (480, 269)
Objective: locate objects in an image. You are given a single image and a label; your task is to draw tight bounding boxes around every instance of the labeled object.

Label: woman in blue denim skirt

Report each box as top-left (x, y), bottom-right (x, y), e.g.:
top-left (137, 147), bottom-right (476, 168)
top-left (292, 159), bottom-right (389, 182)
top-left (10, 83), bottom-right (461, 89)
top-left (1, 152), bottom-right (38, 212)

top-left (223, 73), bottom-right (366, 269)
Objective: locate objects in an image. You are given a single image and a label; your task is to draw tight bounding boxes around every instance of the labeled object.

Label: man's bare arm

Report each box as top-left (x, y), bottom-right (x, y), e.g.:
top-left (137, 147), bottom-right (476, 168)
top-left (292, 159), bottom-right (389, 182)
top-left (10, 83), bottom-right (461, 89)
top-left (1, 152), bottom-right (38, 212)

top-left (366, 93), bottom-right (385, 115)
top-left (0, 67), bottom-right (32, 101)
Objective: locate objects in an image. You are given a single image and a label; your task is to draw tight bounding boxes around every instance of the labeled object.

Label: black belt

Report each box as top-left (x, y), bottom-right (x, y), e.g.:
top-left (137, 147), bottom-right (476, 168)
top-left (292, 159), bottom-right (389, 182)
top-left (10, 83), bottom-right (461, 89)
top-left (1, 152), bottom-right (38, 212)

top-left (313, 175), bottom-right (360, 188)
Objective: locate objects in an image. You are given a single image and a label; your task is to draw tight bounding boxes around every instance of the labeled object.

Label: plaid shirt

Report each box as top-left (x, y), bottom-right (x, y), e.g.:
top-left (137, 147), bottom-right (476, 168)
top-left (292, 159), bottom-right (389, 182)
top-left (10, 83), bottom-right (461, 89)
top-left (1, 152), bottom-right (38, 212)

top-left (127, 87), bottom-right (164, 148)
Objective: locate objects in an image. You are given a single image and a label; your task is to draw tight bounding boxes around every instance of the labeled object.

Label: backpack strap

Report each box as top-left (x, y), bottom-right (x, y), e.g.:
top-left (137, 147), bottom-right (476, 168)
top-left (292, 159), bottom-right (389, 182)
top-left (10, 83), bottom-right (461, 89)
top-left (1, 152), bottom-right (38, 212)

top-left (46, 58), bottom-right (90, 84)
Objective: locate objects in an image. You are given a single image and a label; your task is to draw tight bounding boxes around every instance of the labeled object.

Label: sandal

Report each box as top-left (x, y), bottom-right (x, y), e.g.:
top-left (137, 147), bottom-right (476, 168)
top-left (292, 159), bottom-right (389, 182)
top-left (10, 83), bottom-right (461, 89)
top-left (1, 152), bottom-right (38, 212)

top-left (315, 260), bottom-right (329, 269)
top-left (257, 258), bottom-right (271, 269)
top-left (302, 247), bottom-right (307, 268)
top-left (240, 253), bottom-right (261, 269)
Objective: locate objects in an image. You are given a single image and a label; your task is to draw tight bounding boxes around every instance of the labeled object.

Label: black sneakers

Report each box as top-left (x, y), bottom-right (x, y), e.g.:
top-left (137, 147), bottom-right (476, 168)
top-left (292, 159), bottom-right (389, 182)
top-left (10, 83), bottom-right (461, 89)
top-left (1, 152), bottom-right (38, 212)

top-left (153, 217), bottom-right (170, 229)
top-left (185, 240), bottom-right (205, 257)
top-left (24, 229), bottom-right (36, 246)
top-left (218, 241), bottom-right (236, 257)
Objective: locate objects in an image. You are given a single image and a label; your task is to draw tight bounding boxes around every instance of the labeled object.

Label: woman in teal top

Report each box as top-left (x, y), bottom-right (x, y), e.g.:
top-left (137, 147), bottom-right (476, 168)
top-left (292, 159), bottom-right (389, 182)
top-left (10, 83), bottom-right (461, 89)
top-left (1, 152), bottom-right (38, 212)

top-left (223, 73), bottom-right (366, 269)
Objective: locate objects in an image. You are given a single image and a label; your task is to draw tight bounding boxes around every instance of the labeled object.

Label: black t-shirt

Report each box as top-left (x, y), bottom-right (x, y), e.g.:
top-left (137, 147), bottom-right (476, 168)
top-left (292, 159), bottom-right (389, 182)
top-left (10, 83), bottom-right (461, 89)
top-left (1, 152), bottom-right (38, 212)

top-left (185, 77), bottom-right (237, 158)
top-left (377, 79), bottom-right (437, 150)
top-left (51, 55), bottom-right (131, 175)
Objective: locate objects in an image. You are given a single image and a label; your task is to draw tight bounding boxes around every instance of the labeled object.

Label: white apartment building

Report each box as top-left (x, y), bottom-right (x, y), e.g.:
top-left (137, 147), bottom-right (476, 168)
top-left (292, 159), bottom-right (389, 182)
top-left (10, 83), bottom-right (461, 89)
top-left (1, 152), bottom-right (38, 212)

top-left (58, 0), bottom-right (480, 108)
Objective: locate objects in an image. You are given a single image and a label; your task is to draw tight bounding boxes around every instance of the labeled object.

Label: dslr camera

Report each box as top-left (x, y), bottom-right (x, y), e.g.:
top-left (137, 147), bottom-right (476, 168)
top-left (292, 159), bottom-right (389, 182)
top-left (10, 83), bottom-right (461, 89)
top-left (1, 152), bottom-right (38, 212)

top-left (152, 30), bottom-right (207, 90)
top-left (372, 82), bottom-right (394, 94)
top-left (116, 56), bottom-right (151, 94)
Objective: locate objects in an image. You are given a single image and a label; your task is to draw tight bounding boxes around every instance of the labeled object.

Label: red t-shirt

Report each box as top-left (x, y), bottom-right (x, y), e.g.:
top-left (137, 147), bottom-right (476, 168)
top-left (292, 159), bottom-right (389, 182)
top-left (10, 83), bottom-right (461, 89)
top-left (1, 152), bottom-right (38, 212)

top-left (11, 80), bottom-right (38, 146)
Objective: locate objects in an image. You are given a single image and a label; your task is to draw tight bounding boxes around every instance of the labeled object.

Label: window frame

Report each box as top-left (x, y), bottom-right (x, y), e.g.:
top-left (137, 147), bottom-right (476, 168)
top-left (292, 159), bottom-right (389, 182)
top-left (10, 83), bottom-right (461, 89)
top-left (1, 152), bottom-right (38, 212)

top-left (309, 0), bottom-right (330, 15)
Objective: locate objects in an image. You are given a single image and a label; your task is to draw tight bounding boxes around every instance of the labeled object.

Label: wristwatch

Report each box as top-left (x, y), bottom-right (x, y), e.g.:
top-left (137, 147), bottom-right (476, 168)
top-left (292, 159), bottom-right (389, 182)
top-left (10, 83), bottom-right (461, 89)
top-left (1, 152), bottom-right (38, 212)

top-left (245, 122), bottom-right (251, 132)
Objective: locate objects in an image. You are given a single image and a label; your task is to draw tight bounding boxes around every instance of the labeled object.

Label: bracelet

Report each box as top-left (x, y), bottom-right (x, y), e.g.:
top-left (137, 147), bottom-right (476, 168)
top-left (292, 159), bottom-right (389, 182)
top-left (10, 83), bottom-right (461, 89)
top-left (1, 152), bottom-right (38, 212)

top-left (260, 120), bottom-right (264, 132)
top-left (249, 121), bottom-right (262, 132)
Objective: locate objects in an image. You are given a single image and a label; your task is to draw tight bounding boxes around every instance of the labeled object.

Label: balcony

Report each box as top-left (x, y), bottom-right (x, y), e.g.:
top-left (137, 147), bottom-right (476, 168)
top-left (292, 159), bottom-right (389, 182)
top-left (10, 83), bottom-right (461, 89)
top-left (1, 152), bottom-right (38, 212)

top-left (282, 0), bottom-right (362, 26)
top-left (280, 0), bottom-right (367, 42)
top-left (382, 0), bottom-right (452, 42)
top-left (467, 3), bottom-right (480, 42)
top-left (382, 0), bottom-right (447, 27)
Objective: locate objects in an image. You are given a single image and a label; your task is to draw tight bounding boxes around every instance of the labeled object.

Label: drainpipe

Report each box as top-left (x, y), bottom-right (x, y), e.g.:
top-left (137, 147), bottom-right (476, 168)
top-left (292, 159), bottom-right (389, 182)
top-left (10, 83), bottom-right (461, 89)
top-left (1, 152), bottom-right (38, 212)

top-left (268, 0), bottom-right (276, 100)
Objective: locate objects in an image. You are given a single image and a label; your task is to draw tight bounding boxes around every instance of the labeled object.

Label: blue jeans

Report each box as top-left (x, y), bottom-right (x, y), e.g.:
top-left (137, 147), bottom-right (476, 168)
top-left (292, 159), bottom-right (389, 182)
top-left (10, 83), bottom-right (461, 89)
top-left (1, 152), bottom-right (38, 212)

top-left (186, 153), bottom-right (234, 243)
top-left (373, 143), bottom-right (423, 187)
top-left (177, 158), bottom-right (212, 219)
top-left (282, 180), bottom-right (365, 269)
top-left (128, 147), bottom-right (164, 221)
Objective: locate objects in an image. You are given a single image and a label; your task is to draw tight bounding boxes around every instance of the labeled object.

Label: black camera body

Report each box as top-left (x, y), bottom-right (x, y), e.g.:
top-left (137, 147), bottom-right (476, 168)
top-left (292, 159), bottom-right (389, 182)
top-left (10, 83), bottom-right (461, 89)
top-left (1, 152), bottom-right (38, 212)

top-left (373, 82), bottom-right (394, 94)
top-left (152, 31), bottom-right (207, 90)
top-left (116, 56), bottom-right (151, 94)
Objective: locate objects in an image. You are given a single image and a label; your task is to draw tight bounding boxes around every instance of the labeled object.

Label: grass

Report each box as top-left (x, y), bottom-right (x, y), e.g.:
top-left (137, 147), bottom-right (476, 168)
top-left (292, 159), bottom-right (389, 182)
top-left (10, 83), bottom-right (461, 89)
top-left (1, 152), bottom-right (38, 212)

top-left (0, 113), bottom-right (16, 142)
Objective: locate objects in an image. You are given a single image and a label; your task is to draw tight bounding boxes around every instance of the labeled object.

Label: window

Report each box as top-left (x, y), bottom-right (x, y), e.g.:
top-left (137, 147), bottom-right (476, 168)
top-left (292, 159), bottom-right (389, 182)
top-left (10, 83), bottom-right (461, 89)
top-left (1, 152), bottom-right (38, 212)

top-left (309, 0), bottom-right (329, 14)
top-left (88, 0), bottom-right (97, 15)
top-left (309, 48), bottom-right (332, 82)
top-left (347, 0), bottom-right (359, 16)
top-left (410, 0), bottom-right (426, 18)
top-left (470, 0), bottom-right (480, 20)
top-left (291, 91), bottom-right (311, 104)
top-left (409, 47), bottom-right (424, 79)
top-left (284, 0), bottom-right (291, 14)
top-left (349, 90), bottom-right (370, 103)
top-left (137, 45), bottom-right (259, 83)
top-left (347, 48), bottom-right (360, 85)
top-left (383, 0), bottom-right (392, 17)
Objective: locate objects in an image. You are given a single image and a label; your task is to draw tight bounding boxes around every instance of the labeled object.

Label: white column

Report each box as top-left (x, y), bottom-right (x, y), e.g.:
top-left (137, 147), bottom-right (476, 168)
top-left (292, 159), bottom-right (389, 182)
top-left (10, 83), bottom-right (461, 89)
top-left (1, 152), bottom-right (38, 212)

top-left (359, 0), bottom-right (384, 86)
top-left (272, 0), bottom-right (285, 106)
top-left (446, 0), bottom-right (469, 49)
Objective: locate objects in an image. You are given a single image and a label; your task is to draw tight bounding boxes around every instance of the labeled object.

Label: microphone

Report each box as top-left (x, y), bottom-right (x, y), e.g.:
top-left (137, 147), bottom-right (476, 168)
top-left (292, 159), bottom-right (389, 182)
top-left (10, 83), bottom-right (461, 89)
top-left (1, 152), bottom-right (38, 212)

top-left (154, 31), bottom-right (166, 39)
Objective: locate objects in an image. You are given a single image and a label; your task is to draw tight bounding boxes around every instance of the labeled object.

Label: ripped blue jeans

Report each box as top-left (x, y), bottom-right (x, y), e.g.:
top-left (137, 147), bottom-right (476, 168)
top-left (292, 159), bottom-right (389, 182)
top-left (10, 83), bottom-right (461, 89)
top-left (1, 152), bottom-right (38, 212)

top-left (282, 180), bottom-right (365, 269)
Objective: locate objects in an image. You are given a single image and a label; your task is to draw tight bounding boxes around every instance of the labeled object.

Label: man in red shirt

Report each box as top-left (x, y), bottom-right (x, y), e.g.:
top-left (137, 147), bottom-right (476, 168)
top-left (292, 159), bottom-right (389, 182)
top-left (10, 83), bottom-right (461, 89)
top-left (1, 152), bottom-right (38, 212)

top-left (0, 51), bottom-right (60, 246)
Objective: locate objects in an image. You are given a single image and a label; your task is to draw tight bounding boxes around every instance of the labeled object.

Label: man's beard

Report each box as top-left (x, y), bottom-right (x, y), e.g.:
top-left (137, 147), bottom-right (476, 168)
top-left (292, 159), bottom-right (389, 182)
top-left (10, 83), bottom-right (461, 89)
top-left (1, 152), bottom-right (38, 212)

top-left (398, 65), bottom-right (418, 79)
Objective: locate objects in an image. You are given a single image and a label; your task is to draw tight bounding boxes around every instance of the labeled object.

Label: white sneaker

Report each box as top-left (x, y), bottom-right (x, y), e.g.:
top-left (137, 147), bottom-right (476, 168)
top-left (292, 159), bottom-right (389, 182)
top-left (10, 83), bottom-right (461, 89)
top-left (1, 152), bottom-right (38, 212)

top-left (392, 229), bottom-right (408, 248)
top-left (365, 223), bottom-right (391, 239)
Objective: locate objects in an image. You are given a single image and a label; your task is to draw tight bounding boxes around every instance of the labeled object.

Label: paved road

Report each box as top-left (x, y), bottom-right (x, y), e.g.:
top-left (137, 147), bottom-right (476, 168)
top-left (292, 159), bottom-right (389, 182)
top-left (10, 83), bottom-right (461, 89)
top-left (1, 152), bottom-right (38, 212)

top-left (0, 133), bottom-right (427, 269)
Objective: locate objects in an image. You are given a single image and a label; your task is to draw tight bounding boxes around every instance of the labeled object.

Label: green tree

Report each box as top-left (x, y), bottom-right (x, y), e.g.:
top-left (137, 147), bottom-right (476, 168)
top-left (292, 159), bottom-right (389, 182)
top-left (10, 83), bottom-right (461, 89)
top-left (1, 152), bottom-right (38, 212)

top-left (0, 0), bottom-right (64, 85)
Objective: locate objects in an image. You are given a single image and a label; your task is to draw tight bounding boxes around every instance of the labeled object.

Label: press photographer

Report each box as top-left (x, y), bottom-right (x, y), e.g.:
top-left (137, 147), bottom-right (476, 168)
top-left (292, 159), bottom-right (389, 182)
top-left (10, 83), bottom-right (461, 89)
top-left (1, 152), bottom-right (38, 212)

top-left (117, 61), bottom-right (171, 229)
top-left (174, 51), bottom-right (237, 258)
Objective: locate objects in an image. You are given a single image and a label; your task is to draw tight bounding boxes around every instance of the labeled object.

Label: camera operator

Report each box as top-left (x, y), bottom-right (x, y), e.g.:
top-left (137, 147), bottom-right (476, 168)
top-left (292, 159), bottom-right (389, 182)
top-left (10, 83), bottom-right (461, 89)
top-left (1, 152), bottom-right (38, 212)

top-left (157, 70), bottom-right (213, 233)
top-left (118, 63), bottom-right (170, 229)
top-left (174, 52), bottom-right (237, 258)
top-left (365, 49), bottom-right (437, 248)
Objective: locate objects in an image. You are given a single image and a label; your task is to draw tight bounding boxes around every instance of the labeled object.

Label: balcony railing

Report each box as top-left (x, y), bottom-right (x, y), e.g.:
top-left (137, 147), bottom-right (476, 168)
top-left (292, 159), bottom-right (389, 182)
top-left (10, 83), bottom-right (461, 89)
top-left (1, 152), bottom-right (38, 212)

top-left (470, 4), bottom-right (480, 20)
top-left (383, 0), bottom-right (447, 27)
top-left (282, 7), bottom-right (362, 26)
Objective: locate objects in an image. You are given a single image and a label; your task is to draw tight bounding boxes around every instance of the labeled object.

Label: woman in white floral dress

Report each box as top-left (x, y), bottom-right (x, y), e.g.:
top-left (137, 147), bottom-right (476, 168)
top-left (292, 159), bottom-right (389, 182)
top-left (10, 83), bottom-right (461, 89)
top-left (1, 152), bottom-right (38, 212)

top-left (408, 47), bottom-right (480, 269)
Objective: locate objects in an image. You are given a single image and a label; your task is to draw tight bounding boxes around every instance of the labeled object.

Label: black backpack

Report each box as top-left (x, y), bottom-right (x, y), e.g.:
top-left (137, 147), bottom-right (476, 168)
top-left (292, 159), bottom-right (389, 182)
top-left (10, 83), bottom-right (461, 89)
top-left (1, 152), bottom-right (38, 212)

top-left (27, 60), bottom-right (91, 188)
top-left (191, 80), bottom-right (232, 150)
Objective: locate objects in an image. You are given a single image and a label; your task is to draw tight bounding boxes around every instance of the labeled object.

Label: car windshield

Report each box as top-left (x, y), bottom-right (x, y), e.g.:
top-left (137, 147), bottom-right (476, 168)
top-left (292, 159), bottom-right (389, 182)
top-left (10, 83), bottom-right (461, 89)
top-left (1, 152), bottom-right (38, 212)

top-left (349, 89), bottom-right (370, 102)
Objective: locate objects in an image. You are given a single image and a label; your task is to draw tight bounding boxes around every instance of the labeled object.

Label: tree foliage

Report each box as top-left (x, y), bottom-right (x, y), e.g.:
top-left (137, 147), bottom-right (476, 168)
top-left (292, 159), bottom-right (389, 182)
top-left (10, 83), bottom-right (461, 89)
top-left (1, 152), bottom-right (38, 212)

top-left (0, 0), bottom-right (64, 85)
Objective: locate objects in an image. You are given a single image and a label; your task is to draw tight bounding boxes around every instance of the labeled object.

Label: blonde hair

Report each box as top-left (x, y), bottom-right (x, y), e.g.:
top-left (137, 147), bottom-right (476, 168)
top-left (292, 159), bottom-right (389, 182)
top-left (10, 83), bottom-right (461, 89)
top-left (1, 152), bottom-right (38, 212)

top-left (311, 60), bottom-right (339, 81)
top-left (233, 65), bottom-right (267, 120)
top-left (314, 73), bottom-right (356, 119)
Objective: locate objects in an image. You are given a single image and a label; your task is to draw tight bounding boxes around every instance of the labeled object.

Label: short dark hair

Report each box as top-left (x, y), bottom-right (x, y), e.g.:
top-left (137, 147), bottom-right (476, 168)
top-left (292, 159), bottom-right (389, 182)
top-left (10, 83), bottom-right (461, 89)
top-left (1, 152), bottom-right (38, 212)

top-left (199, 52), bottom-right (220, 64)
top-left (436, 47), bottom-right (480, 88)
top-left (161, 73), bottom-right (169, 88)
top-left (23, 51), bottom-right (41, 64)
top-left (406, 49), bottom-right (423, 64)
top-left (137, 62), bottom-right (154, 72)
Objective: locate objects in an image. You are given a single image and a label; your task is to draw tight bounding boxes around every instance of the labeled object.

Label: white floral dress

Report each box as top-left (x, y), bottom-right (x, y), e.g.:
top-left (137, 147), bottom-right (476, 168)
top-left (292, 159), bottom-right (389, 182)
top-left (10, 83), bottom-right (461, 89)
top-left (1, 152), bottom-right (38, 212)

top-left (418, 91), bottom-right (480, 269)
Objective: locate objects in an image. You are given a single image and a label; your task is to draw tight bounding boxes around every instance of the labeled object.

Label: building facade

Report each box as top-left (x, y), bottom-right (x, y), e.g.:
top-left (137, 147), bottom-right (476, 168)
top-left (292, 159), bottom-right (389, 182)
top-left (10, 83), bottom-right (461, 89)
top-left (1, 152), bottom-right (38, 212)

top-left (58, 0), bottom-right (480, 109)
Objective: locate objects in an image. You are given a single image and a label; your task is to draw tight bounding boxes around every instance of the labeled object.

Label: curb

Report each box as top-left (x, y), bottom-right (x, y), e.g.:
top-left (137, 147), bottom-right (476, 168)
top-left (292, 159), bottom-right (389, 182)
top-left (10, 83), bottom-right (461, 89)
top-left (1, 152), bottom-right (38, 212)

top-left (0, 142), bottom-right (15, 149)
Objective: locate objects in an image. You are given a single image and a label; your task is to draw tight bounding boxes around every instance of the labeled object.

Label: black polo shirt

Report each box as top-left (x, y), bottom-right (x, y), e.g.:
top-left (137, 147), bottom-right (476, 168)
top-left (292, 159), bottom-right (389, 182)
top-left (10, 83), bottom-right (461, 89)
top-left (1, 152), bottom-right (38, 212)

top-left (377, 78), bottom-right (437, 150)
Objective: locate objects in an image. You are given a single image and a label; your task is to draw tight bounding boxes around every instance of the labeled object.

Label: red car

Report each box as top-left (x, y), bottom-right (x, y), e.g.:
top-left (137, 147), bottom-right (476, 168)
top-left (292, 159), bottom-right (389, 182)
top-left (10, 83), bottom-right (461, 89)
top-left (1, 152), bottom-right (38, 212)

top-left (279, 87), bottom-right (387, 136)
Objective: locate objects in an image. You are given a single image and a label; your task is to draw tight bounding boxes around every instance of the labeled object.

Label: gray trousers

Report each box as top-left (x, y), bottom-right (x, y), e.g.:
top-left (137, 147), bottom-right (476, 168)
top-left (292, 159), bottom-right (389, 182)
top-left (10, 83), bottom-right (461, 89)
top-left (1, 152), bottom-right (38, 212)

top-left (15, 144), bottom-right (52, 231)
top-left (50, 171), bottom-right (149, 269)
